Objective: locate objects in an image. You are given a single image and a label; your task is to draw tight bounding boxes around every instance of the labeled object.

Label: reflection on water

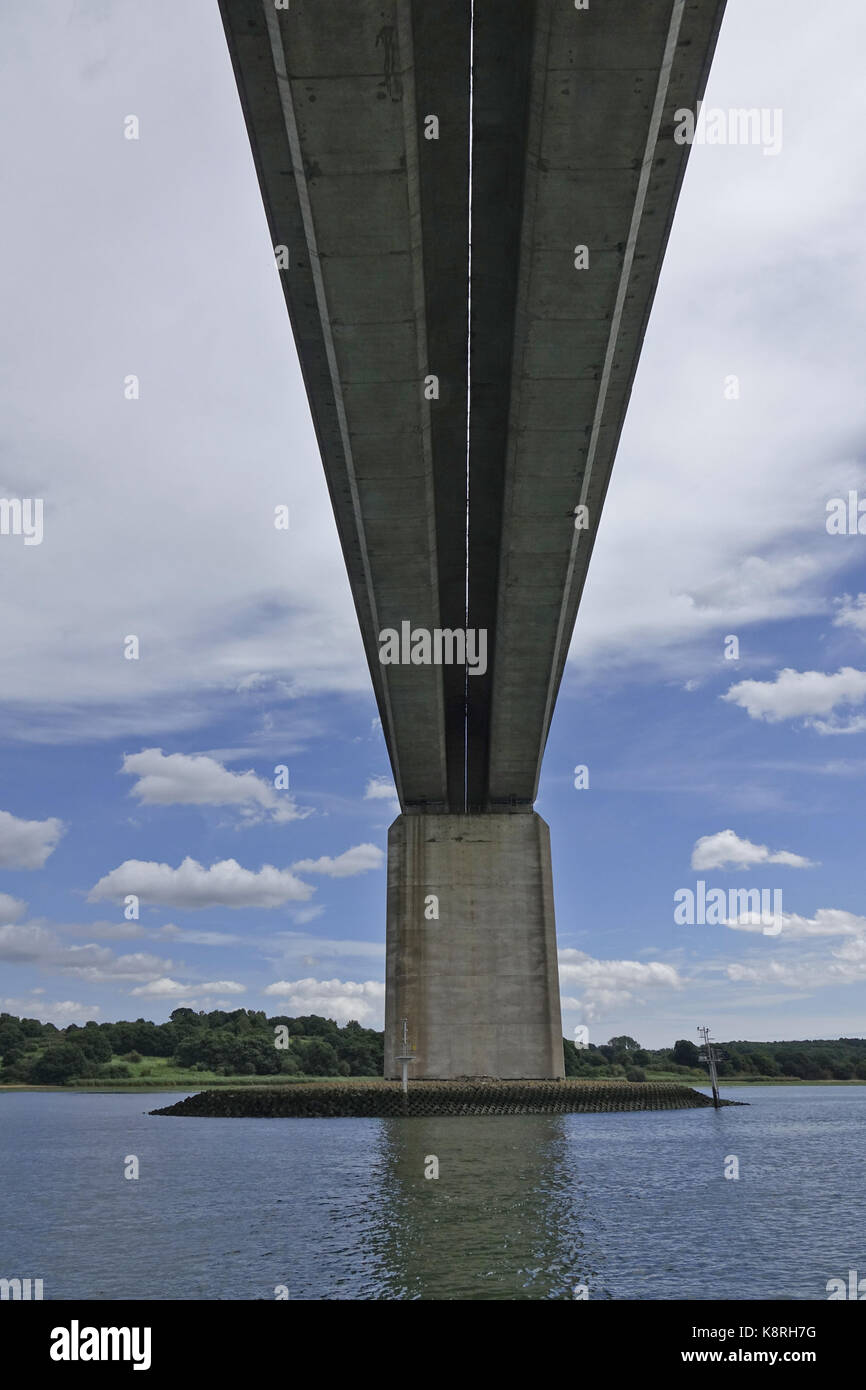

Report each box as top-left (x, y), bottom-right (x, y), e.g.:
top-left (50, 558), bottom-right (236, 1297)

top-left (1, 1088), bottom-right (864, 1299)
top-left (354, 1116), bottom-right (603, 1300)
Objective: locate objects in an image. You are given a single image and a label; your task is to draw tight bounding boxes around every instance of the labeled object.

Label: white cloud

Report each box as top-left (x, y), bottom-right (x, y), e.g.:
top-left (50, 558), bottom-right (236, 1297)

top-left (270, 932), bottom-right (385, 966)
top-left (364, 777), bottom-right (398, 803)
top-left (262, 976), bottom-right (385, 1025)
top-left (88, 856), bottom-right (314, 909)
top-left (0, 997), bottom-right (101, 1023)
top-left (722, 902), bottom-right (866, 991)
top-left (722, 667), bottom-right (866, 727)
top-left (121, 747), bottom-right (308, 824)
top-left (833, 593), bottom-right (866, 634)
top-left (691, 829), bottom-right (814, 871)
top-left (54, 920), bottom-right (148, 941)
top-left (0, 921), bottom-right (173, 983)
top-left (726, 907), bottom-right (866, 940)
top-left (130, 977), bottom-right (244, 997)
top-left (129, 977), bottom-right (192, 998)
top-left (235, 672), bottom-right (293, 697)
top-left (0, 921), bottom-right (65, 964)
top-left (726, 948), bottom-right (866, 990)
top-left (156, 925), bottom-right (242, 946)
top-left (291, 844), bottom-right (384, 878)
top-left (290, 905), bottom-right (325, 926)
top-left (810, 715), bottom-right (866, 736)
top-left (62, 950), bottom-right (175, 983)
top-left (0, 810), bottom-right (65, 868)
top-left (558, 950), bottom-right (682, 1021)
top-left (0, 893), bottom-right (27, 924)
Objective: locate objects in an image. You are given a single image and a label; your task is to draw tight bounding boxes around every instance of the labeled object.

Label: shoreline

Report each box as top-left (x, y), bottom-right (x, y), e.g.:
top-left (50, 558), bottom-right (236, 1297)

top-left (2, 1076), bottom-right (864, 1094)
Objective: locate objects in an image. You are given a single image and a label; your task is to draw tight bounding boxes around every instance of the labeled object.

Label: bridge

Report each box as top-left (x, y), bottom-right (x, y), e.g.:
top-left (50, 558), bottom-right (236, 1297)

top-left (219, 0), bottom-right (727, 1078)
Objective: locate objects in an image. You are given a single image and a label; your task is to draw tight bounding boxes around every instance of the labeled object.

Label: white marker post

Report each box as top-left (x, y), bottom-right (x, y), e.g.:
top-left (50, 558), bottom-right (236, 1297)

top-left (396, 1016), bottom-right (417, 1095)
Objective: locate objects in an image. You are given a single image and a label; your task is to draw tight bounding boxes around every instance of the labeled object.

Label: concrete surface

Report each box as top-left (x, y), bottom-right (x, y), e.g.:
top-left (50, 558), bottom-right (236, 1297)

top-left (384, 812), bottom-right (564, 1078)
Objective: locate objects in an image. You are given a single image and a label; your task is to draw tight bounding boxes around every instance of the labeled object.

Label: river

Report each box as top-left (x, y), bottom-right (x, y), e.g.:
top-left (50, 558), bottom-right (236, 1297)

top-left (1, 1085), bottom-right (862, 1300)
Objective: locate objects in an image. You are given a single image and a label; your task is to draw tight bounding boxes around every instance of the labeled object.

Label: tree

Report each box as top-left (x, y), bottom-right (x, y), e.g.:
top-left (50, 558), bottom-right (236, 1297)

top-left (672, 1038), bottom-right (700, 1068)
top-left (608, 1035), bottom-right (641, 1053)
top-left (0, 1021), bottom-right (24, 1054)
top-left (169, 1008), bottom-right (200, 1029)
top-left (19, 1017), bottom-right (47, 1039)
top-left (297, 1038), bottom-right (340, 1076)
top-left (74, 1030), bottom-right (112, 1064)
top-left (31, 1044), bottom-right (92, 1085)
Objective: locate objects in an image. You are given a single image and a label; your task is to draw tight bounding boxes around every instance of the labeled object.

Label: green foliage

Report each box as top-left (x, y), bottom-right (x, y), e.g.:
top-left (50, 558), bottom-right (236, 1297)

top-left (673, 1039), bottom-right (701, 1068)
top-left (1, 1008), bottom-right (864, 1087)
top-left (608, 1035), bottom-right (641, 1053)
top-left (296, 1038), bottom-right (340, 1076)
top-left (31, 1044), bottom-right (95, 1084)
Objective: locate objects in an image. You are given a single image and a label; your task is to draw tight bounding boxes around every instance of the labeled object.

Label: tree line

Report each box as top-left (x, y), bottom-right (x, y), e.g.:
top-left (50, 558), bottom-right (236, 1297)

top-left (563, 1034), bottom-right (866, 1081)
top-left (0, 1008), bottom-right (383, 1084)
top-left (1, 1010), bottom-right (864, 1084)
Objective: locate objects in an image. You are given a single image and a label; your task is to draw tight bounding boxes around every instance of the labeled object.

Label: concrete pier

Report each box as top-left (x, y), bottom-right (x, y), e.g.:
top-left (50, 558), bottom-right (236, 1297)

top-left (384, 813), bottom-right (564, 1079)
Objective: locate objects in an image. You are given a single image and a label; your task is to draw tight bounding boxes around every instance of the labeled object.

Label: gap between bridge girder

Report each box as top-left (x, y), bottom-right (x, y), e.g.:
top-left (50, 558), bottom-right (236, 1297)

top-left (410, 0), bottom-right (471, 814)
top-left (465, 0), bottom-right (536, 811)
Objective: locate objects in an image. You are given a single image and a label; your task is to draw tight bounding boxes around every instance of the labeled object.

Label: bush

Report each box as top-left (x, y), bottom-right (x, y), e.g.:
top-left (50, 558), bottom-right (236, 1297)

top-left (0, 1058), bottom-right (35, 1083)
top-left (297, 1038), bottom-right (340, 1076)
top-left (31, 1044), bottom-right (94, 1084)
top-left (672, 1039), bottom-right (700, 1068)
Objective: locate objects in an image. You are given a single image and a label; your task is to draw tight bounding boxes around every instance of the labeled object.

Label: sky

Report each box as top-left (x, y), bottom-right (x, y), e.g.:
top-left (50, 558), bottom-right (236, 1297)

top-left (1, 0), bottom-right (865, 1049)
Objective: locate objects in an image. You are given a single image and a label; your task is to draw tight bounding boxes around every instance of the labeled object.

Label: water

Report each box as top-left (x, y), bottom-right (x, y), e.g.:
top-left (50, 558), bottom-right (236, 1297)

top-left (1, 1086), bottom-right (863, 1300)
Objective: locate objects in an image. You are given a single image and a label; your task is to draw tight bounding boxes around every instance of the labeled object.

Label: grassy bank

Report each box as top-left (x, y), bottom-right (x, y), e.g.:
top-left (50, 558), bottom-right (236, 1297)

top-left (0, 1069), bottom-right (381, 1092)
top-left (4, 1068), bottom-right (866, 1093)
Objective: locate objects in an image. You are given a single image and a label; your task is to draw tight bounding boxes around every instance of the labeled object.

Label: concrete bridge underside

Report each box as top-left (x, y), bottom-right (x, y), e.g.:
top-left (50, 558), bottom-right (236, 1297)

top-left (220, 0), bottom-right (726, 1077)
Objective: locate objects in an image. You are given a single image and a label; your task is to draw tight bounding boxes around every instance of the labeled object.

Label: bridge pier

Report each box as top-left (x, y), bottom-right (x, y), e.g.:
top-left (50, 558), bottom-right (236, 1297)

top-left (384, 812), bottom-right (564, 1079)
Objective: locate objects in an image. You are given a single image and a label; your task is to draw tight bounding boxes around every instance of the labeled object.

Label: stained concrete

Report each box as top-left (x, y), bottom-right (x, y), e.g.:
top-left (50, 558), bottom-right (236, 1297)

top-left (384, 813), bottom-right (564, 1078)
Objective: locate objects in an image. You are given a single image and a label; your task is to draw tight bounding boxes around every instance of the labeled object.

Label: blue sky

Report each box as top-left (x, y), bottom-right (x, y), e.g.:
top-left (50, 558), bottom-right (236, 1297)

top-left (1, 0), bottom-right (866, 1047)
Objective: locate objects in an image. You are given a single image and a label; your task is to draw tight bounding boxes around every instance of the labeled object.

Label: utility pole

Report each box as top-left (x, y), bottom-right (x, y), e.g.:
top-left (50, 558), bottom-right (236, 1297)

top-left (697, 1026), bottom-right (721, 1109)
